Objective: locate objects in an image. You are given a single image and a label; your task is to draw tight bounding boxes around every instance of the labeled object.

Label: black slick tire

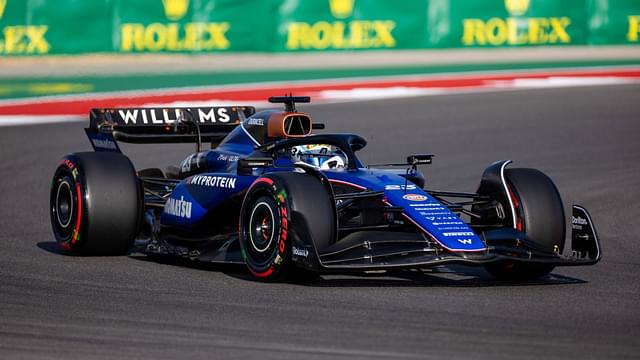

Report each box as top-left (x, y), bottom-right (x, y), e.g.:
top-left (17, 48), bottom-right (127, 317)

top-left (239, 172), bottom-right (335, 282)
top-left (50, 152), bottom-right (141, 255)
top-left (485, 168), bottom-right (566, 280)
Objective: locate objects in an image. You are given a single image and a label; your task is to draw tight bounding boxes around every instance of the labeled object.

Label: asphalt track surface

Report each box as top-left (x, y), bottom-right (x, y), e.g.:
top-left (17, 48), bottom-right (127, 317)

top-left (1, 85), bottom-right (639, 359)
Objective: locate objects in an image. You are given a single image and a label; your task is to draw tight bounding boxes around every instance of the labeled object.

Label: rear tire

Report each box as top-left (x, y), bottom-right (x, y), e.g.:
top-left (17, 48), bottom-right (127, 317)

top-left (484, 168), bottom-right (565, 280)
top-left (50, 152), bottom-right (141, 255)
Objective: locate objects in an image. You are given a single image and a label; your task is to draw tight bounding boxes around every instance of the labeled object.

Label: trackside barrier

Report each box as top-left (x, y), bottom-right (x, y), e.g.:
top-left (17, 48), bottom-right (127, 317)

top-left (0, 0), bottom-right (638, 55)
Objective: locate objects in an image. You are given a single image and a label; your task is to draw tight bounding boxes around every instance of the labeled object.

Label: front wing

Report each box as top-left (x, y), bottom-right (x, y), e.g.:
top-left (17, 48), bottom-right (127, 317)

top-left (295, 205), bottom-right (600, 272)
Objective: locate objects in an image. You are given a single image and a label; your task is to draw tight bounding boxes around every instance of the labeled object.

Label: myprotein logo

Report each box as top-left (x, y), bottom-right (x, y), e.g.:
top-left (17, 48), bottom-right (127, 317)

top-left (162, 0), bottom-right (189, 21)
top-left (504, 0), bottom-right (530, 17)
top-left (286, 0), bottom-right (396, 50)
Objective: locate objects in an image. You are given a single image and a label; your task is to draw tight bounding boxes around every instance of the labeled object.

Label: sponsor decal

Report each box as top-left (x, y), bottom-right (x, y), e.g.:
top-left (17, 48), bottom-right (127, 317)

top-left (437, 226), bottom-right (466, 231)
top-left (457, 239), bottom-right (473, 245)
top-left (62, 159), bottom-right (75, 170)
top-left (247, 117), bottom-right (265, 126)
top-left (180, 152), bottom-right (206, 173)
top-left (0, 0), bottom-right (50, 55)
top-left (415, 206), bottom-right (444, 211)
top-left (292, 246), bottom-right (309, 258)
top-left (461, 0), bottom-right (571, 47)
top-left (432, 221), bottom-right (465, 226)
top-left (572, 215), bottom-right (588, 230)
top-left (443, 231), bottom-right (476, 237)
top-left (385, 184), bottom-right (417, 190)
top-left (164, 196), bottom-right (192, 218)
top-left (286, 0), bottom-right (396, 50)
top-left (216, 154), bottom-right (239, 162)
top-left (90, 138), bottom-right (118, 151)
top-left (418, 212), bottom-right (452, 217)
top-left (402, 194), bottom-right (428, 202)
top-left (116, 108), bottom-right (231, 125)
top-left (120, 0), bottom-right (230, 52)
top-left (572, 216), bottom-right (588, 226)
top-left (187, 175), bottom-right (237, 189)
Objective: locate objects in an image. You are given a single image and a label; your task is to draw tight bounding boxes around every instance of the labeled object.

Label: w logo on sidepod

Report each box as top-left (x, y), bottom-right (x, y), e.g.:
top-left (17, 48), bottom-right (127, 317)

top-left (161, 0), bottom-right (189, 21)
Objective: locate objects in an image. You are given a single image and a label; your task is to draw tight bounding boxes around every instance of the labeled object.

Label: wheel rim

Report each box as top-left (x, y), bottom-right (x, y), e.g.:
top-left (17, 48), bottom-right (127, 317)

top-left (55, 180), bottom-right (74, 228)
top-left (248, 202), bottom-right (275, 253)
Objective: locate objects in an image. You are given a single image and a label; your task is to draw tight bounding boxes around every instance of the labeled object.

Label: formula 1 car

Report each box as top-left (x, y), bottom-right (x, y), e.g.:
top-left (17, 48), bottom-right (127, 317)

top-left (50, 96), bottom-right (600, 281)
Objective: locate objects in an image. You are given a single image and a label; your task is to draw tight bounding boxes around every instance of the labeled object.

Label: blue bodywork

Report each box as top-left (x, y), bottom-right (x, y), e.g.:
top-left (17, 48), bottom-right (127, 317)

top-left (158, 114), bottom-right (486, 253)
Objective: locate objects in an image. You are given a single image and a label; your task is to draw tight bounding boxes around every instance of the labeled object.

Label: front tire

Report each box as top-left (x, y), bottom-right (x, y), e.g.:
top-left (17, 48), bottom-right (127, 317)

top-left (239, 172), bottom-right (335, 281)
top-left (484, 168), bottom-right (565, 280)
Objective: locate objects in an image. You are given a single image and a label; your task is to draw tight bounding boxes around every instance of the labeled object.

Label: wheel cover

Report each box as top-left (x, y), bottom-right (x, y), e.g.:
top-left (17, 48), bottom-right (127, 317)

top-left (249, 202), bottom-right (275, 253)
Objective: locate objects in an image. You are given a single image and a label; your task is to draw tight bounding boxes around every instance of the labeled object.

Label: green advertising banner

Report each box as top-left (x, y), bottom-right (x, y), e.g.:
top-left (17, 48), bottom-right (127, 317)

top-left (440, 0), bottom-right (591, 47)
top-left (275, 0), bottom-right (429, 51)
top-left (0, 0), bottom-right (638, 56)
top-left (114, 0), bottom-right (276, 53)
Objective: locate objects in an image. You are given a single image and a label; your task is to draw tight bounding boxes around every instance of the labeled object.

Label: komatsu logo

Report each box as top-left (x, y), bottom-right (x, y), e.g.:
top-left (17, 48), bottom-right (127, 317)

top-left (164, 196), bottom-right (192, 218)
top-left (461, 0), bottom-right (571, 46)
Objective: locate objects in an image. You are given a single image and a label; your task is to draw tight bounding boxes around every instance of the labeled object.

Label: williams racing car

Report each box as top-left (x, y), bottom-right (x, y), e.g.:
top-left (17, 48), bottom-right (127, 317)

top-left (50, 96), bottom-right (600, 281)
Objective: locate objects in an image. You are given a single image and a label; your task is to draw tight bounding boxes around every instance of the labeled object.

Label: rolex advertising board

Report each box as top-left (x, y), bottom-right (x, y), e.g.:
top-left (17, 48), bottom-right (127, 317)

top-left (0, 0), bottom-right (637, 56)
top-left (452, 0), bottom-right (590, 47)
top-left (276, 0), bottom-right (427, 51)
top-left (115, 0), bottom-right (275, 53)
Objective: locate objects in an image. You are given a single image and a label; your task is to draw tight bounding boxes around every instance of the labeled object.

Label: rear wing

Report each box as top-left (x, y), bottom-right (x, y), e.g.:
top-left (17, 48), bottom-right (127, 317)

top-left (85, 106), bottom-right (255, 151)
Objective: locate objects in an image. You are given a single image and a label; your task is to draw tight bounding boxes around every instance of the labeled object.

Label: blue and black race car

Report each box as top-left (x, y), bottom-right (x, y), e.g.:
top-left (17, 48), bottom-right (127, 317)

top-left (50, 96), bottom-right (600, 281)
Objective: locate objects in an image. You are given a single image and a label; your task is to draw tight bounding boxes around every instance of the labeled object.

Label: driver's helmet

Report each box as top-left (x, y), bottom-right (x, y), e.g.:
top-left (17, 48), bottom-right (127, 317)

top-left (291, 144), bottom-right (347, 170)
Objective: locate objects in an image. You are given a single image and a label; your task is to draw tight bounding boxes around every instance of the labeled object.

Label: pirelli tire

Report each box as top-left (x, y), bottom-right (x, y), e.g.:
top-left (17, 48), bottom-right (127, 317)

top-left (50, 152), bottom-right (141, 255)
top-left (239, 172), bottom-right (335, 282)
top-left (485, 168), bottom-right (566, 280)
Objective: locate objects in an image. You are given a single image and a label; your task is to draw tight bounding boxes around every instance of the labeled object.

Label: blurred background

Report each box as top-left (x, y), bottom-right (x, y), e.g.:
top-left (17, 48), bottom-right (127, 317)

top-left (0, 0), bottom-right (638, 121)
